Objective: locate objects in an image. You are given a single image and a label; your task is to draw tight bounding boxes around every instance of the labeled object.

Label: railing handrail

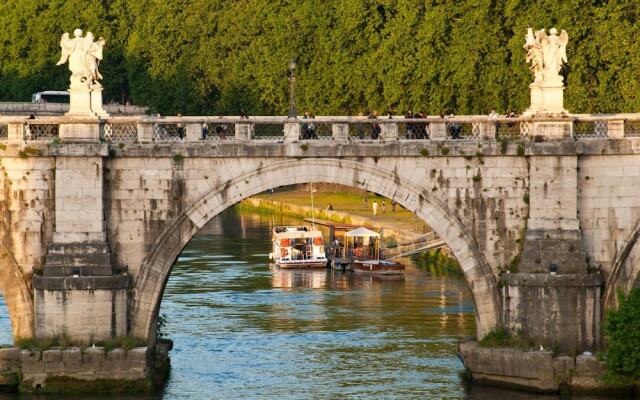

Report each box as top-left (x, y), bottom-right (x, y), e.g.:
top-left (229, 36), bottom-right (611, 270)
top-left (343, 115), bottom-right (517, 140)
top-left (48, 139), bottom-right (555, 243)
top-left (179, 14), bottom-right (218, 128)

top-left (3, 113), bottom-right (640, 125)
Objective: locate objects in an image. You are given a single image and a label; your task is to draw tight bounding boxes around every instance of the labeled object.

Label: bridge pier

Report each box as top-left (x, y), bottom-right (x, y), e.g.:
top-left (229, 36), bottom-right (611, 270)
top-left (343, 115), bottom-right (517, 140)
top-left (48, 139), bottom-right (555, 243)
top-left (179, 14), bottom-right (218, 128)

top-left (32, 126), bottom-right (129, 342)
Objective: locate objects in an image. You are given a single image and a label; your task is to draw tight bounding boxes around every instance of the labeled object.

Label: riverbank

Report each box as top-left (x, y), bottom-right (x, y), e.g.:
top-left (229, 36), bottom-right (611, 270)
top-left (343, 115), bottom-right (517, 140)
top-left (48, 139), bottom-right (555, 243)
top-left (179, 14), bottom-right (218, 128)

top-left (240, 191), bottom-right (429, 244)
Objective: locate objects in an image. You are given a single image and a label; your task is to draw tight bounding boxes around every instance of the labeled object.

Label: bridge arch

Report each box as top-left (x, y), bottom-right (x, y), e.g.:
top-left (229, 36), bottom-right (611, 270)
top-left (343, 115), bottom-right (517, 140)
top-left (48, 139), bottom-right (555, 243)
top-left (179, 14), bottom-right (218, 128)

top-left (130, 158), bottom-right (501, 341)
top-left (604, 221), bottom-right (640, 310)
top-left (0, 243), bottom-right (34, 340)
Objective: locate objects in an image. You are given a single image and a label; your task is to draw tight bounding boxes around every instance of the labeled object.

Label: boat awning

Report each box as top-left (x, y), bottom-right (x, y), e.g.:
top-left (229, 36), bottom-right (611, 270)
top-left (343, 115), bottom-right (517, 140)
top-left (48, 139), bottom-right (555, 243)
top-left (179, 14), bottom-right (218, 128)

top-left (274, 230), bottom-right (323, 239)
top-left (345, 227), bottom-right (380, 238)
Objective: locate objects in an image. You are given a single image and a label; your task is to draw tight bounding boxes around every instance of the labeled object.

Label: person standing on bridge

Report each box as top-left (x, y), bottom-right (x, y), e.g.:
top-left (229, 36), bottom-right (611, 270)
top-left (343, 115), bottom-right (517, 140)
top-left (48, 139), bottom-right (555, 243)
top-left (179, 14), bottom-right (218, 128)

top-left (372, 201), bottom-right (379, 216)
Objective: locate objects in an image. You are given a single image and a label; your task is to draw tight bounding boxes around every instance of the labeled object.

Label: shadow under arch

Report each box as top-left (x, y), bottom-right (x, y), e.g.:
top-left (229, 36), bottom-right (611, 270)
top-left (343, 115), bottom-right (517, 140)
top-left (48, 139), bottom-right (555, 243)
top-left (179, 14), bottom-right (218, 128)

top-left (130, 158), bottom-right (501, 340)
top-left (0, 242), bottom-right (34, 340)
top-left (604, 220), bottom-right (640, 310)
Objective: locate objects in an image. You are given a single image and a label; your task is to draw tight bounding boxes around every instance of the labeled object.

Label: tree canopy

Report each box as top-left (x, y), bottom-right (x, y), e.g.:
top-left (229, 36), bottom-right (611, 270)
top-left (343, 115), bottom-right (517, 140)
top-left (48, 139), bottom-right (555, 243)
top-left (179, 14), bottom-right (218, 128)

top-left (1, 0), bottom-right (639, 115)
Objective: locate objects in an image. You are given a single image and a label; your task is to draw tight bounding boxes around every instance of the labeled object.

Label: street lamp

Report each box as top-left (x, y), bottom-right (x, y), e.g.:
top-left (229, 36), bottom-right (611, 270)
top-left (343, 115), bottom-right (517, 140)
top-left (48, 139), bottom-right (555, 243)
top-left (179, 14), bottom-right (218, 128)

top-left (288, 59), bottom-right (297, 118)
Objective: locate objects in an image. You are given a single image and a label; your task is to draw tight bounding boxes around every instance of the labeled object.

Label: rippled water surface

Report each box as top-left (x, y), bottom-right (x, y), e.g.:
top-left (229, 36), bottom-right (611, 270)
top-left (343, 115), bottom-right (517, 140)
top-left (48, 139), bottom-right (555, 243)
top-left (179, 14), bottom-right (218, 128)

top-left (0, 209), bottom-right (615, 399)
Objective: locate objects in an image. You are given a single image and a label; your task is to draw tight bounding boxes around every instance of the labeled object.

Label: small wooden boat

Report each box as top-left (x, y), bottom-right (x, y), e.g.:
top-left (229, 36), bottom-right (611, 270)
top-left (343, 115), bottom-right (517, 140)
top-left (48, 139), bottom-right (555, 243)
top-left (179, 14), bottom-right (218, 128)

top-left (352, 259), bottom-right (405, 275)
top-left (269, 226), bottom-right (327, 269)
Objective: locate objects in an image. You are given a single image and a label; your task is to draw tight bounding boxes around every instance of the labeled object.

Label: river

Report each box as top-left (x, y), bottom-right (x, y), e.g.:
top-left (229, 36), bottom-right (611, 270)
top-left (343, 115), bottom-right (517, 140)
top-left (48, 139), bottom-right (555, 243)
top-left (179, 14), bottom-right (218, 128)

top-left (0, 208), bottom-right (612, 399)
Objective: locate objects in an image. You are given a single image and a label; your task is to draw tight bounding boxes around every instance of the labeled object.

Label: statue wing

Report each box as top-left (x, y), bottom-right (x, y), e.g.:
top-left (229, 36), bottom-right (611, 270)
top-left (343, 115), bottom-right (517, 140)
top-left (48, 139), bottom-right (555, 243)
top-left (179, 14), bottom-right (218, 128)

top-left (536, 29), bottom-right (548, 44)
top-left (55, 34), bottom-right (72, 66)
top-left (559, 30), bottom-right (569, 45)
top-left (559, 30), bottom-right (569, 63)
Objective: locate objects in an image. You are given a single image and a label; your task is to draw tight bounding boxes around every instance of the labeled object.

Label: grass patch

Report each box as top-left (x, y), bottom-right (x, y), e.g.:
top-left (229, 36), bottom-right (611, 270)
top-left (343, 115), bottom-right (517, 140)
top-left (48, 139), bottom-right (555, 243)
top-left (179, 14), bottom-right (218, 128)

top-left (479, 328), bottom-right (533, 349)
top-left (517, 142), bottom-right (525, 156)
top-left (420, 148), bottom-right (429, 156)
top-left (96, 336), bottom-right (146, 352)
top-left (172, 154), bottom-right (184, 162)
top-left (300, 143), bottom-right (309, 151)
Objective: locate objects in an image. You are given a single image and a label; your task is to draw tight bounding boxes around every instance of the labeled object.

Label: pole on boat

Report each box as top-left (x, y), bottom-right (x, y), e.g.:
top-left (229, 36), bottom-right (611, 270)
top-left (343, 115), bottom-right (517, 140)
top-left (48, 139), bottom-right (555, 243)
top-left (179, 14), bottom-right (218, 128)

top-left (310, 183), bottom-right (315, 230)
top-left (380, 227), bottom-right (385, 259)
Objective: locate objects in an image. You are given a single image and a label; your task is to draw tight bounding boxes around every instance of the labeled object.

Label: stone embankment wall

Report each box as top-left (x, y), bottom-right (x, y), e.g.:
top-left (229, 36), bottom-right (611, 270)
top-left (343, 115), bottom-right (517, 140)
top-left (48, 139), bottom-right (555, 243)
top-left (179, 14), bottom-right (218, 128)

top-left (0, 346), bottom-right (165, 392)
top-left (459, 341), bottom-right (633, 394)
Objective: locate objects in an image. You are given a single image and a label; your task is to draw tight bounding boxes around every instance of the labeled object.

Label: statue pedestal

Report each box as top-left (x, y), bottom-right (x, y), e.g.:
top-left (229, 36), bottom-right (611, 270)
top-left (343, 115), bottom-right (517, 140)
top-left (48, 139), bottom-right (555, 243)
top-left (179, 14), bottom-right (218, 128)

top-left (66, 88), bottom-right (94, 117)
top-left (524, 83), bottom-right (567, 115)
top-left (90, 85), bottom-right (109, 117)
top-left (66, 86), bottom-right (110, 118)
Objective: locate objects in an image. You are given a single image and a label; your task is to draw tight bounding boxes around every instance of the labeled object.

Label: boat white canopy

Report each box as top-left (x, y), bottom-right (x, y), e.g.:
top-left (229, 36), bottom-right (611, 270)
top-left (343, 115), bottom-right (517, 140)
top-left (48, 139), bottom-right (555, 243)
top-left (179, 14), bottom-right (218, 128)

top-left (345, 227), bottom-right (380, 238)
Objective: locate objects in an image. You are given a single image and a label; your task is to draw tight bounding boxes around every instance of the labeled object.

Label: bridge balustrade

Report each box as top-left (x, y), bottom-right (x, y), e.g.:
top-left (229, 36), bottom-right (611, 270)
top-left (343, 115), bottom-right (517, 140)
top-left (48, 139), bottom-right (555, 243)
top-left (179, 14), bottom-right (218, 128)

top-left (103, 122), bottom-right (138, 143)
top-left (573, 120), bottom-right (608, 138)
top-left (624, 120), bottom-right (640, 137)
top-left (2, 114), bottom-right (640, 143)
top-left (24, 121), bottom-right (59, 141)
top-left (252, 122), bottom-right (285, 141)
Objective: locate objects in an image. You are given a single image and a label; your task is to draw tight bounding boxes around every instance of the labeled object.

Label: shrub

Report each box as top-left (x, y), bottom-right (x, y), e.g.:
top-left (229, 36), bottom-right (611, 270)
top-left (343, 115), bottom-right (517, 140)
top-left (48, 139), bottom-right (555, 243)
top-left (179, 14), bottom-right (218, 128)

top-left (420, 148), bottom-right (429, 156)
top-left (602, 289), bottom-right (640, 383)
top-left (300, 143), bottom-right (309, 151)
top-left (479, 327), bottom-right (533, 349)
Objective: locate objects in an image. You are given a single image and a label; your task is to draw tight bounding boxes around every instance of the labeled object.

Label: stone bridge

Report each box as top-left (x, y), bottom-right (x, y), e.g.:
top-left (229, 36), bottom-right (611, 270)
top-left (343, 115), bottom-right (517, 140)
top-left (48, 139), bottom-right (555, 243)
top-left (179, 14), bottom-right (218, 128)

top-left (0, 114), bottom-right (639, 353)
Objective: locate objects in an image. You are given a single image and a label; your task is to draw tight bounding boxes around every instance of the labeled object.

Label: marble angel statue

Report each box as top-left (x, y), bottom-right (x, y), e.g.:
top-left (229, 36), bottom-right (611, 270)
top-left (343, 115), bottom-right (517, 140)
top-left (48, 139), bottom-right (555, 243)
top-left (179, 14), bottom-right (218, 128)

top-left (524, 27), bottom-right (568, 85)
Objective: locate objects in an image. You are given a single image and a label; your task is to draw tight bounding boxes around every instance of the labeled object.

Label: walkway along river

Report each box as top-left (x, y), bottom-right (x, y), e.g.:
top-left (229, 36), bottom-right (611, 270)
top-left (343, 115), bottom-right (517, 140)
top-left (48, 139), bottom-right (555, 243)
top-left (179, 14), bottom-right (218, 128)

top-left (0, 208), bottom-right (615, 399)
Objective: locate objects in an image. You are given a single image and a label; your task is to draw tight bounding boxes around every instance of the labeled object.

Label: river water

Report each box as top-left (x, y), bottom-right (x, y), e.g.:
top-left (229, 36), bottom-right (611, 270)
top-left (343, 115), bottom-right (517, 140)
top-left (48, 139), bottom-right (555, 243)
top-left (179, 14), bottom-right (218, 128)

top-left (0, 208), bottom-right (613, 399)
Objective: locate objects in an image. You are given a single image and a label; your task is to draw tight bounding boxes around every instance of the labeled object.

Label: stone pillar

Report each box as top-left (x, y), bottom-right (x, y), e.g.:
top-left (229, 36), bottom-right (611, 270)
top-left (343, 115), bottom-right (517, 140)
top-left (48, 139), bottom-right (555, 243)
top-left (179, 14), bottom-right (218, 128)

top-left (33, 123), bottom-right (128, 342)
top-left (380, 122), bottom-right (398, 141)
top-left (607, 120), bottom-right (624, 139)
top-left (429, 122), bottom-right (447, 140)
top-left (332, 123), bottom-right (349, 142)
top-left (479, 122), bottom-right (497, 139)
top-left (7, 123), bottom-right (24, 143)
top-left (504, 155), bottom-right (602, 352)
top-left (185, 123), bottom-right (202, 141)
top-left (283, 122), bottom-right (300, 142)
top-left (137, 121), bottom-right (154, 143)
top-left (235, 123), bottom-right (253, 140)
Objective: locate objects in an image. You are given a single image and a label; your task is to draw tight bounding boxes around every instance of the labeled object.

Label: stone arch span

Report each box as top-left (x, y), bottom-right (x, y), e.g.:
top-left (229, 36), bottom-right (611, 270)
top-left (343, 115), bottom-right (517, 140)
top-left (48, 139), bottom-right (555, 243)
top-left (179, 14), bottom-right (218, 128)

top-left (0, 242), bottom-right (34, 340)
top-left (604, 221), bottom-right (640, 310)
top-left (130, 158), bottom-right (501, 340)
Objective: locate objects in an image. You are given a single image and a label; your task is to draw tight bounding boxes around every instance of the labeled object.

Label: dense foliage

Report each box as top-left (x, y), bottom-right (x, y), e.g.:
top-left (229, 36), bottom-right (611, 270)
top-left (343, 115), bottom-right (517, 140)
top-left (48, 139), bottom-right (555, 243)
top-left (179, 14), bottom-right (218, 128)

top-left (603, 289), bottom-right (640, 382)
top-left (1, 0), bottom-right (640, 115)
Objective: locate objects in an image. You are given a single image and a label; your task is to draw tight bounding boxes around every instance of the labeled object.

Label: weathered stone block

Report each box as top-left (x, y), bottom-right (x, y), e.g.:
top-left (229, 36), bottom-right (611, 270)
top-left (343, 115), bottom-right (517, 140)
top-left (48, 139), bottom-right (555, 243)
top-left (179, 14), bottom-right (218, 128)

top-left (82, 347), bottom-right (105, 371)
top-left (21, 350), bottom-right (44, 374)
top-left (43, 349), bottom-right (64, 373)
top-left (62, 348), bottom-right (83, 373)
top-left (575, 354), bottom-right (605, 378)
top-left (0, 348), bottom-right (21, 362)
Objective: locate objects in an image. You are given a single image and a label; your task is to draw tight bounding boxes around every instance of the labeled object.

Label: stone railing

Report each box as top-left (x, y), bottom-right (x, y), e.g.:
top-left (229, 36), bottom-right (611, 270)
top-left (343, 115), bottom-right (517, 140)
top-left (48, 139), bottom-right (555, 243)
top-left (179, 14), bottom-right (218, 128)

top-left (1, 114), bottom-right (640, 143)
top-left (0, 101), bottom-right (148, 116)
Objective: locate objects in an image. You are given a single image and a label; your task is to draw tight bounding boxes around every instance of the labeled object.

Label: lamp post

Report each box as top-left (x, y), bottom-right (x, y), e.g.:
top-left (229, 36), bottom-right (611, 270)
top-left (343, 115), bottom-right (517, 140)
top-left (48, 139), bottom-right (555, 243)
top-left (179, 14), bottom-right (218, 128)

top-left (288, 59), bottom-right (297, 118)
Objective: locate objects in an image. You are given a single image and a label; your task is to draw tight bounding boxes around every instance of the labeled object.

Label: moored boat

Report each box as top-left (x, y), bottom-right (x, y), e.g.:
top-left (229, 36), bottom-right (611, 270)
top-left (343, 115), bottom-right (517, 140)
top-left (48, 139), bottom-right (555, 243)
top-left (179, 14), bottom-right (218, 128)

top-left (352, 259), bottom-right (405, 275)
top-left (327, 226), bottom-right (405, 274)
top-left (269, 226), bottom-right (327, 268)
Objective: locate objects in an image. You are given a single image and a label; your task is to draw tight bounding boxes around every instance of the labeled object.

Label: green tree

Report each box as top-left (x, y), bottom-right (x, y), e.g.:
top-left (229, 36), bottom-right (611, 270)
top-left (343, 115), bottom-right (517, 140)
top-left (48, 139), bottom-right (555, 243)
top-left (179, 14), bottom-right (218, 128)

top-left (603, 289), bottom-right (640, 382)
